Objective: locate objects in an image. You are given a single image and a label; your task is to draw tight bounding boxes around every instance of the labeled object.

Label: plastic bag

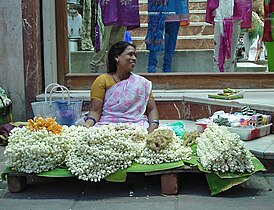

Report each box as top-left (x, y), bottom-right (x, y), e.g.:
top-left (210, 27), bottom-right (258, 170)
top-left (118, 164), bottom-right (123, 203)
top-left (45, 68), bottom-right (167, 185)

top-left (31, 83), bottom-right (83, 126)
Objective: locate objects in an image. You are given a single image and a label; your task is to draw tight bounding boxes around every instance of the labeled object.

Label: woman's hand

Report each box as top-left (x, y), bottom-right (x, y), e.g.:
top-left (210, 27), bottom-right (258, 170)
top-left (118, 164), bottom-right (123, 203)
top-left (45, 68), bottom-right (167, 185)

top-left (147, 122), bottom-right (159, 133)
top-left (146, 98), bottom-right (160, 133)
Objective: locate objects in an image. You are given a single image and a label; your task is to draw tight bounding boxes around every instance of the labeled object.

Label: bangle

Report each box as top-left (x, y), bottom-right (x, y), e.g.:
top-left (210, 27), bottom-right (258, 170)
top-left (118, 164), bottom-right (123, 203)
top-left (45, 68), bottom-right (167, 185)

top-left (150, 120), bottom-right (159, 125)
top-left (84, 116), bottom-right (97, 125)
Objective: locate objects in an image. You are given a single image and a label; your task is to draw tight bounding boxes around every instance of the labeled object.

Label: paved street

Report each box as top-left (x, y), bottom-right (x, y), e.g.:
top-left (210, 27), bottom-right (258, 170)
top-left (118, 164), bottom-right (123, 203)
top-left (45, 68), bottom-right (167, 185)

top-left (0, 146), bottom-right (274, 210)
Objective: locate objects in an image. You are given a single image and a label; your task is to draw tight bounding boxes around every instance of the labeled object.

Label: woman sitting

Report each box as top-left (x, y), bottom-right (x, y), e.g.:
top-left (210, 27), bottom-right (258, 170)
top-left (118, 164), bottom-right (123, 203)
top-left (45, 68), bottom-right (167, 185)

top-left (81, 41), bottom-right (159, 133)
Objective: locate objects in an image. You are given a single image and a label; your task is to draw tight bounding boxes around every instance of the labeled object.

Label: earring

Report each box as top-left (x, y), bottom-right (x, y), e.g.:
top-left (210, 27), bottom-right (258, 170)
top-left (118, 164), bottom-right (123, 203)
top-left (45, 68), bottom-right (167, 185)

top-left (115, 58), bottom-right (119, 63)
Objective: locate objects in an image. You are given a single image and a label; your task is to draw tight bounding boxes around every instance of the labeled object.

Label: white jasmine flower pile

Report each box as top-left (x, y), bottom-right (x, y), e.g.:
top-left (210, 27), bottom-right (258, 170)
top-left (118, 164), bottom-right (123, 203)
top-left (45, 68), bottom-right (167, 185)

top-left (135, 127), bottom-right (192, 165)
top-left (4, 118), bottom-right (192, 181)
top-left (5, 126), bottom-right (72, 174)
top-left (197, 123), bottom-right (255, 173)
top-left (65, 123), bottom-right (147, 182)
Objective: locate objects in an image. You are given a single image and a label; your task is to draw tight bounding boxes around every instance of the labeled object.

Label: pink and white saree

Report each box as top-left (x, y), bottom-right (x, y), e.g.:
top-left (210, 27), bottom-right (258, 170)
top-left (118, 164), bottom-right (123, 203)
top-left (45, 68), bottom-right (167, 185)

top-left (97, 73), bottom-right (152, 127)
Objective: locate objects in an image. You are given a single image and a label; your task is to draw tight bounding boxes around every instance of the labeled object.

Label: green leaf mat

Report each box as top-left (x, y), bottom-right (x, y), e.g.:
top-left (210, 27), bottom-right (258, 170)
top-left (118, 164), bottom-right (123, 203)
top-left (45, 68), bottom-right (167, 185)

top-left (38, 167), bottom-right (76, 177)
top-left (201, 157), bottom-right (266, 196)
top-left (206, 172), bottom-right (250, 196)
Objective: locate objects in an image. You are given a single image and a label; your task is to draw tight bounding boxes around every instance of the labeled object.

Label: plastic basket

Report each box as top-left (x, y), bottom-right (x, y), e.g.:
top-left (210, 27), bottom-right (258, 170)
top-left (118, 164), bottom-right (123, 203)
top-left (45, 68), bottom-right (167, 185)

top-left (31, 83), bottom-right (83, 126)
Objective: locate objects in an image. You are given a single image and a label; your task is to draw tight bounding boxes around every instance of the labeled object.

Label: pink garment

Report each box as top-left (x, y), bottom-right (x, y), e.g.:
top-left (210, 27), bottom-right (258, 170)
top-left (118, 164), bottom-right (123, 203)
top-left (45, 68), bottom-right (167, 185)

top-left (218, 18), bottom-right (233, 72)
top-left (97, 73), bottom-right (152, 127)
top-left (205, 0), bottom-right (252, 28)
top-left (206, 0), bottom-right (252, 72)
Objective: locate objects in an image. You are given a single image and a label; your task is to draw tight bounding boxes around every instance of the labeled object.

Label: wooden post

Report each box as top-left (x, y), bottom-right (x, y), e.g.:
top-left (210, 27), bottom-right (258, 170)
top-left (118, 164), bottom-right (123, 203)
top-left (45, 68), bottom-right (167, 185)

top-left (160, 173), bottom-right (179, 195)
top-left (7, 173), bottom-right (27, 193)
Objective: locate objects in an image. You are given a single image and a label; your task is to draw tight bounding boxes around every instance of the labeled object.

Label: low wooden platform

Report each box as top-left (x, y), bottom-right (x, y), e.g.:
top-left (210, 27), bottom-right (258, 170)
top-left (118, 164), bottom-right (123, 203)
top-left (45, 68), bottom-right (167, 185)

top-left (6, 165), bottom-right (201, 195)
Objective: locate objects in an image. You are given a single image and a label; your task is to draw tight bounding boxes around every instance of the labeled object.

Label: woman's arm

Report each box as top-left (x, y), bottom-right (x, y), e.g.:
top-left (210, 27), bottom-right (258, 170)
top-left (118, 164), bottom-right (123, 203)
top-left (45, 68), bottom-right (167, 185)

top-left (82, 98), bottom-right (103, 127)
top-left (146, 98), bottom-right (160, 133)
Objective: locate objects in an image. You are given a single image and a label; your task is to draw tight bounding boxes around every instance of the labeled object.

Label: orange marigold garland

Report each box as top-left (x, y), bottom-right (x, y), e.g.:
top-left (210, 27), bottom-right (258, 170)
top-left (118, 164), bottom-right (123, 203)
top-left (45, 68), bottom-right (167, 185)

top-left (27, 116), bottom-right (62, 134)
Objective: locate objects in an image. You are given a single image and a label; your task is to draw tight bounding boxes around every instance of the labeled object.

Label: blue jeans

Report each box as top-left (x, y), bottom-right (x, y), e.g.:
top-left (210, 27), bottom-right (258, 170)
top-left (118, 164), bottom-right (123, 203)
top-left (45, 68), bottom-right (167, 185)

top-left (147, 21), bottom-right (180, 73)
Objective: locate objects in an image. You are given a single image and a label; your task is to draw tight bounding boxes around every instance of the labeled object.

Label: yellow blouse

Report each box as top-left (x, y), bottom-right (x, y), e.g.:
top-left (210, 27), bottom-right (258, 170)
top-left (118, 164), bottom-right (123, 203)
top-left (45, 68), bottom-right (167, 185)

top-left (91, 74), bottom-right (153, 100)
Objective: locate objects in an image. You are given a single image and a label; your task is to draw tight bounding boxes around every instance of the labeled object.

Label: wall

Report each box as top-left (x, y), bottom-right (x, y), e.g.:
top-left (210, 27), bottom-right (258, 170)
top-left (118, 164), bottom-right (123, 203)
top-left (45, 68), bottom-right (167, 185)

top-left (0, 0), bottom-right (26, 121)
top-left (0, 0), bottom-right (43, 121)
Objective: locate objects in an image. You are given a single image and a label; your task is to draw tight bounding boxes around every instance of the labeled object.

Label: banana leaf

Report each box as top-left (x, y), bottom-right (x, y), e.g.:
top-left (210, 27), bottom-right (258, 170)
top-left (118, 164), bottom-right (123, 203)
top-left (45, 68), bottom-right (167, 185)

top-left (205, 172), bottom-right (250, 196)
top-left (106, 161), bottom-right (185, 182)
top-left (126, 161), bottom-right (185, 172)
top-left (203, 156), bottom-right (266, 196)
top-left (1, 167), bottom-right (15, 180)
top-left (105, 169), bottom-right (127, 182)
top-left (38, 166), bottom-right (76, 177)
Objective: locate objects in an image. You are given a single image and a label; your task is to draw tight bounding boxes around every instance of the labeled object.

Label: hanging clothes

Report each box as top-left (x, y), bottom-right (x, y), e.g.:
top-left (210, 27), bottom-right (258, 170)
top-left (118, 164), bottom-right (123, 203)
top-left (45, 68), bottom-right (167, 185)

top-left (100, 0), bottom-right (140, 30)
top-left (263, 0), bottom-right (274, 71)
top-left (263, 0), bottom-right (274, 42)
top-left (81, 0), bottom-right (95, 50)
top-left (145, 0), bottom-right (189, 51)
top-left (205, 0), bottom-right (252, 72)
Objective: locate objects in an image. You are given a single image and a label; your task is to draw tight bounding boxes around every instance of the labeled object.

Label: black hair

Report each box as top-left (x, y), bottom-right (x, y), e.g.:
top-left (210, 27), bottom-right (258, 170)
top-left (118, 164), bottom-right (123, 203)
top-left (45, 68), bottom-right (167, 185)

top-left (107, 41), bottom-right (136, 73)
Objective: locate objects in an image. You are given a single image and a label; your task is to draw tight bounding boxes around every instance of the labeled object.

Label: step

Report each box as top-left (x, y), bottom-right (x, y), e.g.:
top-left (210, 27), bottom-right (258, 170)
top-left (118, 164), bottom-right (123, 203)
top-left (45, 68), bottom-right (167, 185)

top-left (138, 0), bottom-right (207, 12)
top-left (139, 10), bottom-right (206, 23)
top-left (69, 50), bottom-right (267, 73)
top-left (130, 22), bottom-right (213, 37)
top-left (236, 62), bottom-right (268, 72)
top-left (70, 49), bottom-right (215, 73)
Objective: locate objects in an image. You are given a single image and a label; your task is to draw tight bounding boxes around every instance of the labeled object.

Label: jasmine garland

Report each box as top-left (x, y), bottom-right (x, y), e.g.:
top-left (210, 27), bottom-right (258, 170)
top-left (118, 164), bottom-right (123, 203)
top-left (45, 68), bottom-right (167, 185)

top-left (197, 123), bottom-right (255, 173)
top-left (65, 123), bottom-right (147, 182)
top-left (5, 126), bottom-right (73, 173)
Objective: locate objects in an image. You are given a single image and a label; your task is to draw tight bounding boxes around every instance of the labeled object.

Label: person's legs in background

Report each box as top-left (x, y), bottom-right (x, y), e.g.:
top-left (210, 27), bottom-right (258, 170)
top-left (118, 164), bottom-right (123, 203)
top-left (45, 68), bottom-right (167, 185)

top-left (90, 25), bottom-right (112, 73)
top-left (213, 22), bottom-right (221, 72)
top-left (147, 50), bottom-right (159, 73)
top-left (225, 20), bottom-right (241, 72)
top-left (213, 20), bottom-right (241, 72)
top-left (243, 31), bottom-right (251, 59)
top-left (163, 21), bottom-right (180, 72)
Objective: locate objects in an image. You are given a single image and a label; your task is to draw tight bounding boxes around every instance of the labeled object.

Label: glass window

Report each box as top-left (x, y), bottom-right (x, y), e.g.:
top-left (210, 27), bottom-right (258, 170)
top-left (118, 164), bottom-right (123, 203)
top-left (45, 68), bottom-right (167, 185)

top-left (55, 0), bottom-right (274, 89)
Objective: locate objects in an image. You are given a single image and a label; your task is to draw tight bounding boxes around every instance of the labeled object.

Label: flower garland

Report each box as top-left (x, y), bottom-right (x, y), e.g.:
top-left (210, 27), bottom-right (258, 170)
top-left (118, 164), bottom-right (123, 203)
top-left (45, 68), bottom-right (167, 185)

top-left (5, 126), bottom-right (72, 173)
top-left (65, 123), bottom-right (147, 182)
top-left (197, 123), bottom-right (255, 173)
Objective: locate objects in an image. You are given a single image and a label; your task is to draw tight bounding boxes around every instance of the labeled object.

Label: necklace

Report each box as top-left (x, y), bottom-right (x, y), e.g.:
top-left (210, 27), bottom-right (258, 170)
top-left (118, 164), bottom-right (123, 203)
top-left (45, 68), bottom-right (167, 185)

top-left (112, 75), bottom-right (118, 83)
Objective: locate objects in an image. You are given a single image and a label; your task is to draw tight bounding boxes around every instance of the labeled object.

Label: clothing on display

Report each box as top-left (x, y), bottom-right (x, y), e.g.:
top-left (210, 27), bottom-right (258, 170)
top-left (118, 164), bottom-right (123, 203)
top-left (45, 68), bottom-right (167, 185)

top-left (205, 0), bottom-right (252, 72)
top-left (145, 0), bottom-right (189, 73)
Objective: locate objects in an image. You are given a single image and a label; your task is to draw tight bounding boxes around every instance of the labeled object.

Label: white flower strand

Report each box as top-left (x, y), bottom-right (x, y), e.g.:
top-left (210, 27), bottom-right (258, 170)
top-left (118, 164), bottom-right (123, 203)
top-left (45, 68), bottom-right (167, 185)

top-left (65, 123), bottom-right (147, 182)
top-left (4, 126), bottom-right (73, 174)
top-left (197, 123), bottom-right (255, 173)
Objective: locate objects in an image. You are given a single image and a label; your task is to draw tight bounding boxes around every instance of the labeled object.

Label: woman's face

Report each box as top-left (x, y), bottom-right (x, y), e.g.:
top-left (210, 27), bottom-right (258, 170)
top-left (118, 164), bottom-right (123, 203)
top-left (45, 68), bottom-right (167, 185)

top-left (116, 45), bottom-right (137, 72)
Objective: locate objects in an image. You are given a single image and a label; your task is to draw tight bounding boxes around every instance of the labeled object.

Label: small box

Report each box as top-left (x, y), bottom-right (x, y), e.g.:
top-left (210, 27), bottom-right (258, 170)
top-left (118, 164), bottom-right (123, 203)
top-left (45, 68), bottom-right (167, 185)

top-left (195, 122), bottom-right (208, 132)
top-left (227, 123), bottom-right (272, 141)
